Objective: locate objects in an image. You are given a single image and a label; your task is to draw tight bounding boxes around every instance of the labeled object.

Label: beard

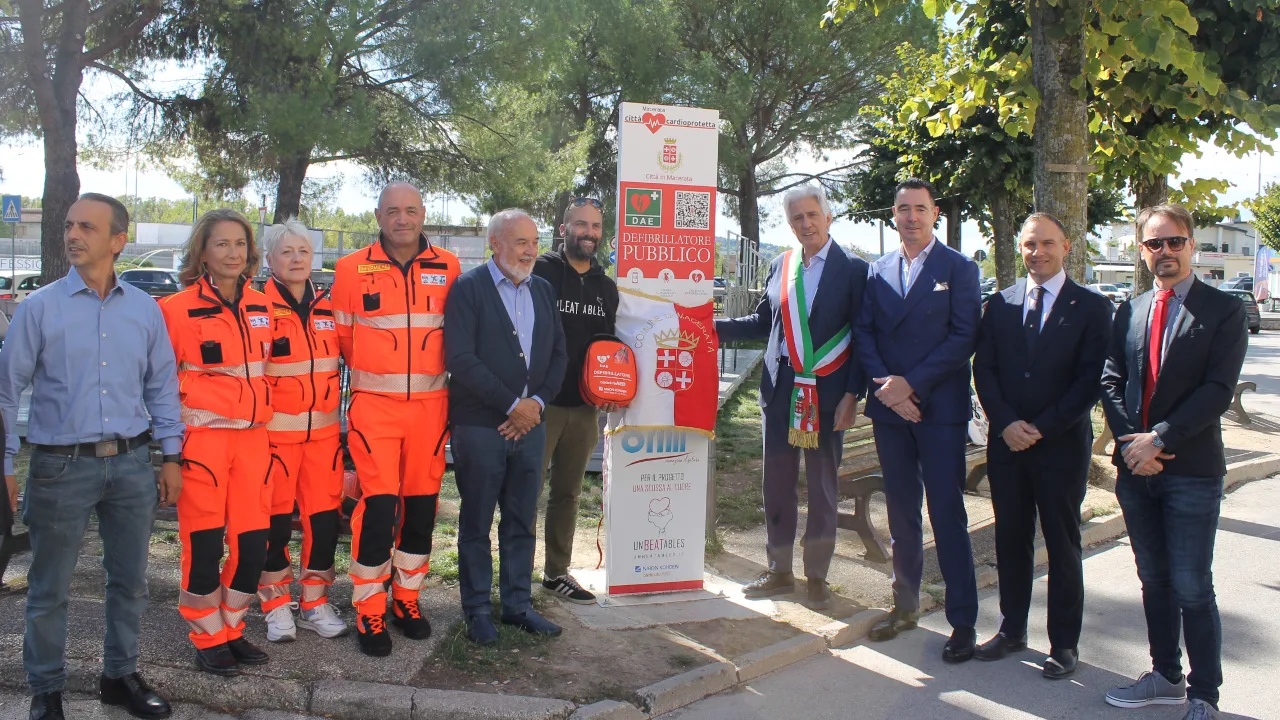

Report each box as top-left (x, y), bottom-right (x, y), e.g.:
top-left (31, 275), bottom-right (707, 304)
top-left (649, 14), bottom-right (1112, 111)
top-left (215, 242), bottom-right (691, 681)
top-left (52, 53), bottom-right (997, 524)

top-left (497, 257), bottom-right (533, 283)
top-left (565, 233), bottom-right (599, 262)
top-left (1151, 256), bottom-right (1182, 278)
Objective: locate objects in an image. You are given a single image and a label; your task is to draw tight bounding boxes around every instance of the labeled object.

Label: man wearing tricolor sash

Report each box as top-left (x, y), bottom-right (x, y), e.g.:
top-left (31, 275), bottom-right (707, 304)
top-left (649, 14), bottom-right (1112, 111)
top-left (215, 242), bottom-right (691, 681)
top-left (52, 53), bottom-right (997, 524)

top-left (716, 184), bottom-right (868, 609)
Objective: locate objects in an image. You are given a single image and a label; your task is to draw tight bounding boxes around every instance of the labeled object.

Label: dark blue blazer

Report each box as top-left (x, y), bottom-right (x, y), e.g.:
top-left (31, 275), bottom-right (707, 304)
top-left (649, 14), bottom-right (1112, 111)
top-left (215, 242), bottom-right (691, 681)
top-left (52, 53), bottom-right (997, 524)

top-left (444, 265), bottom-right (568, 429)
top-left (973, 277), bottom-right (1114, 463)
top-left (854, 241), bottom-right (980, 425)
top-left (716, 240), bottom-right (869, 414)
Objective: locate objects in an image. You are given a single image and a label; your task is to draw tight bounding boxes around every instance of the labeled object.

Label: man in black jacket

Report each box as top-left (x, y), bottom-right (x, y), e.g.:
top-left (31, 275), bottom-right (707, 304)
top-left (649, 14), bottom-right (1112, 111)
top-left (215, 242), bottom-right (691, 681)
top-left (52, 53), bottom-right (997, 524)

top-left (532, 198), bottom-right (619, 605)
top-left (1100, 203), bottom-right (1248, 720)
top-left (444, 208), bottom-right (568, 646)
top-left (972, 213), bottom-right (1113, 679)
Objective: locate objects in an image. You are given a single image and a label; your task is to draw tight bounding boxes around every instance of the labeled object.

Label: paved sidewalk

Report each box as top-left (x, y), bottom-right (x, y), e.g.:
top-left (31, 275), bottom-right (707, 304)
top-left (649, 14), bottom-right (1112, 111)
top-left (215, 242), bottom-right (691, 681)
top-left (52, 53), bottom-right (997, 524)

top-left (665, 474), bottom-right (1280, 720)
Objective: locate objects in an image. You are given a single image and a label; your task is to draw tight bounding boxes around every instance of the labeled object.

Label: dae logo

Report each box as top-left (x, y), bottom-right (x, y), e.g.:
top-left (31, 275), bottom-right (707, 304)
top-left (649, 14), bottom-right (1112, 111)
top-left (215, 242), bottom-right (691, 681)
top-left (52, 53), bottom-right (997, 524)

top-left (625, 188), bottom-right (662, 227)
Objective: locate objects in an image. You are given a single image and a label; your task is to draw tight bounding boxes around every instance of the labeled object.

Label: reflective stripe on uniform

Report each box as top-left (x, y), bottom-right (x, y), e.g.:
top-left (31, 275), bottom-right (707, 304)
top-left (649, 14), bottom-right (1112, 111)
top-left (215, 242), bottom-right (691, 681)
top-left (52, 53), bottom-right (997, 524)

top-left (221, 587), bottom-right (254, 628)
top-left (349, 559), bottom-right (390, 604)
top-left (266, 357), bottom-right (340, 377)
top-left (179, 588), bottom-right (226, 636)
top-left (180, 361), bottom-right (266, 379)
top-left (348, 368), bottom-right (446, 394)
top-left (392, 550), bottom-right (430, 591)
top-left (333, 309), bottom-right (353, 326)
top-left (354, 313), bottom-right (444, 331)
top-left (300, 567), bottom-right (336, 603)
top-left (181, 407), bottom-right (259, 430)
top-left (267, 408), bottom-right (340, 432)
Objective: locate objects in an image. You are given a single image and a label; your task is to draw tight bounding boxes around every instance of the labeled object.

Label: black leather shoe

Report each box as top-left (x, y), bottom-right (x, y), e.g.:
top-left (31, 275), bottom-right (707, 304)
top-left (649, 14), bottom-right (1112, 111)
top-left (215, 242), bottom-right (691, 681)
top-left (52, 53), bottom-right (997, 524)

top-left (100, 672), bottom-right (172, 718)
top-left (29, 692), bottom-right (64, 720)
top-left (742, 571), bottom-right (796, 598)
top-left (194, 643), bottom-right (241, 676)
top-left (942, 627), bottom-right (977, 664)
top-left (1042, 648), bottom-right (1078, 679)
top-left (501, 608), bottom-right (563, 637)
top-left (466, 614), bottom-right (499, 646)
top-left (226, 637), bottom-right (269, 666)
top-left (974, 631), bottom-right (1028, 661)
top-left (868, 607), bottom-right (918, 642)
top-left (806, 579), bottom-right (832, 610)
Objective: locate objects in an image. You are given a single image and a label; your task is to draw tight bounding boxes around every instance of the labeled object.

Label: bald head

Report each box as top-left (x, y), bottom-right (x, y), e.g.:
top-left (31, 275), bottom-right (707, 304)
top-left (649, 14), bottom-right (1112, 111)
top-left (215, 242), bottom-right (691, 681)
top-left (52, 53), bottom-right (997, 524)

top-left (376, 182), bottom-right (426, 251)
top-left (488, 208), bottom-right (538, 283)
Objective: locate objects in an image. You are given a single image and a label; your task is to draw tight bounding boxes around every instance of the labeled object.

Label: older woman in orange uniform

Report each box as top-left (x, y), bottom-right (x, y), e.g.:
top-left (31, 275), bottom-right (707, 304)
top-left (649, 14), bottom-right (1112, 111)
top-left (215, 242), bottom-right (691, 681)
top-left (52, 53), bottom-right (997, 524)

top-left (160, 209), bottom-right (274, 676)
top-left (255, 218), bottom-right (347, 642)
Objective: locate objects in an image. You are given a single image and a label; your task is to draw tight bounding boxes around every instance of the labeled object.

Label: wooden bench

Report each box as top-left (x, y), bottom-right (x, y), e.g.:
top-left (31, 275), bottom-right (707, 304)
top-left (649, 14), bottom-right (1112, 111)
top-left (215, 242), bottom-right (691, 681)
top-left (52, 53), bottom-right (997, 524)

top-left (835, 403), bottom-right (988, 564)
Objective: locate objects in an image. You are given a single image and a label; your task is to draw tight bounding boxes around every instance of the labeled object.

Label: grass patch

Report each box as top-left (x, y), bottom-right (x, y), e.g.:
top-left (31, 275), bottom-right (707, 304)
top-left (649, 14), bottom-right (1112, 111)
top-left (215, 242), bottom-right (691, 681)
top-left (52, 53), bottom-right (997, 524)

top-left (431, 548), bottom-right (461, 585)
top-left (438, 617), bottom-right (553, 673)
top-left (669, 653), bottom-right (699, 669)
top-left (705, 528), bottom-right (724, 558)
top-left (716, 485), bottom-right (764, 530)
top-left (577, 471), bottom-right (604, 524)
top-left (714, 365), bottom-right (763, 473)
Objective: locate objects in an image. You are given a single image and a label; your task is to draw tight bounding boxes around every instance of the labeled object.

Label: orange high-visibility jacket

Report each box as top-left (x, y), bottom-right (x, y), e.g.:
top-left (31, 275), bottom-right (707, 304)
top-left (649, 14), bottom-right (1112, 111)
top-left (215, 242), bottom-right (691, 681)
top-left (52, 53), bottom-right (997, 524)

top-left (161, 275), bottom-right (275, 430)
top-left (263, 278), bottom-right (341, 442)
top-left (331, 237), bottom-right (460, 399)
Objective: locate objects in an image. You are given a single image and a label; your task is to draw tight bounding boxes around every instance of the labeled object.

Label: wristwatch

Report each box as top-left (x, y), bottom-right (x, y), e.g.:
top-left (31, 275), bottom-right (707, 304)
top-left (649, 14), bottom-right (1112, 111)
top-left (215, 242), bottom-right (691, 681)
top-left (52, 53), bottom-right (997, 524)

top-left (161, 453), bottom-right (183, 465)
top-left (1151, 432), bottom-right (1165, 449)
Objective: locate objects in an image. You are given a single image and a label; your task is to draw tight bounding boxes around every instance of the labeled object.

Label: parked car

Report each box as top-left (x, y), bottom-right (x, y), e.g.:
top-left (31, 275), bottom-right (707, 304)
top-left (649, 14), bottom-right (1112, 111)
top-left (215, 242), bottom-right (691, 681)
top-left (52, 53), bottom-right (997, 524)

top-left (1220, 276), bottom-right (1253, 293)
top-left (12, 273), bottom-right (44, 302)
top-left (1088, 283), bottom-right (1126, 303)
top-left (120, 268), bottom-right (183, 297)
top-left (1222, 289), bottom-right (1262, 335)
top-left (713, 276), bottom-right (728, 299)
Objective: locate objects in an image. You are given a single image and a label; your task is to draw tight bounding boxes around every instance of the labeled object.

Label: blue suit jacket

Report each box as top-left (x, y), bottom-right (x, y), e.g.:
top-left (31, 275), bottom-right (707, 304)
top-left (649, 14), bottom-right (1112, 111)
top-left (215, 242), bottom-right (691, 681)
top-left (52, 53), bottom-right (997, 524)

top-left (716, 241), bottom-right (869, 414)
top-left (853, 241), bottom-right (980, 425)
top-left (444, 265), bottom-right (568, 429)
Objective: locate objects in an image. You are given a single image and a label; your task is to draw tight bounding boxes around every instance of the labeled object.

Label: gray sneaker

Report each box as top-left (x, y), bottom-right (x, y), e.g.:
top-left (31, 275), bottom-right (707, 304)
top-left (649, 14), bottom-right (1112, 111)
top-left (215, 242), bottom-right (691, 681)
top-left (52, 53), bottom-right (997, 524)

top-left (1182, 700), bottom-right (1220, 720)
top-left (1105, 671), bottom-right (1188, 708)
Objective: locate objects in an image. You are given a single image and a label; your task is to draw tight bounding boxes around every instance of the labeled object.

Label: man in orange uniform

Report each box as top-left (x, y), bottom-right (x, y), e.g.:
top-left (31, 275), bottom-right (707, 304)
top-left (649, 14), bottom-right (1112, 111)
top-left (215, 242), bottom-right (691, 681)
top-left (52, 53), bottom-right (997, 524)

top-left (256, 219), bottom-right (348, 641)
top-left (331, 182), bottom-right (460, 656)
top-left (161, 209), bottom-right (275, 675)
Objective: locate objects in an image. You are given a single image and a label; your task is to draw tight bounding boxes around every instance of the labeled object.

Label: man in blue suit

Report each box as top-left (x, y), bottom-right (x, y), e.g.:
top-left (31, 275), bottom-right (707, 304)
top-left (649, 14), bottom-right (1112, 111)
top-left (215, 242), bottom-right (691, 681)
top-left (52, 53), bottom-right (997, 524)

top-left (854, 179), bottom-right (981, 662)
top-left (716, 184), bottom-right (868, 609)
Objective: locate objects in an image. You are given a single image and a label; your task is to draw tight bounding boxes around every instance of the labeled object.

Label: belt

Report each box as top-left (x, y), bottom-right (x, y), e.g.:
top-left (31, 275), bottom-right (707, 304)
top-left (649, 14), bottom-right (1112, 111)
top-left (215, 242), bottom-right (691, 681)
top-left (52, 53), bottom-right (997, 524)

top-left (35, 431), bottom-right (152, 458)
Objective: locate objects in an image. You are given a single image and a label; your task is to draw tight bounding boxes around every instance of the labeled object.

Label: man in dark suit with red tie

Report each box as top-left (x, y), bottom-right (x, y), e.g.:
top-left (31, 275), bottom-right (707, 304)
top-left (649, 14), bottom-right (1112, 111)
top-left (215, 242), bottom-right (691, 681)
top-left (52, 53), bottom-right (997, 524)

top-left (972, 213), bottom-right (1114, 679)
top-left (1100, 203), bottom-right (1248, 720)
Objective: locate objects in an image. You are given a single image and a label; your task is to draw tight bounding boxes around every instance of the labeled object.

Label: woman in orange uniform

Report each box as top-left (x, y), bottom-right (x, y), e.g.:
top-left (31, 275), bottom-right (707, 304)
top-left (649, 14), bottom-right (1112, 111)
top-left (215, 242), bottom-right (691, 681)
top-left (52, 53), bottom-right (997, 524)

top-left (255, 219), bottom-right (347, 642)
top-left (160, 209), bottom-right (274, 676)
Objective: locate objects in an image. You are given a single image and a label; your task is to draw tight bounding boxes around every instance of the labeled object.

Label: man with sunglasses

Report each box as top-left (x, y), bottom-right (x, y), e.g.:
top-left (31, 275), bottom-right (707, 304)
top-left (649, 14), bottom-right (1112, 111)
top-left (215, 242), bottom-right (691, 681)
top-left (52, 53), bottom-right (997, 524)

top-left (531, 197), bottom-right (619, 604)
top-left (1100, 203), bottom-right (1249, 720)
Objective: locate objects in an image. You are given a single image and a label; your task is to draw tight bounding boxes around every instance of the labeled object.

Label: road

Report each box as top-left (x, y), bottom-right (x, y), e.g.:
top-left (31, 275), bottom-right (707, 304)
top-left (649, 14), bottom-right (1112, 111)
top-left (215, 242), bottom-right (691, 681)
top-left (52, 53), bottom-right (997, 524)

top-left (1240, 324), bottom-right (1279, 419)
top-left (668, 475), bottom-right (1280, 720)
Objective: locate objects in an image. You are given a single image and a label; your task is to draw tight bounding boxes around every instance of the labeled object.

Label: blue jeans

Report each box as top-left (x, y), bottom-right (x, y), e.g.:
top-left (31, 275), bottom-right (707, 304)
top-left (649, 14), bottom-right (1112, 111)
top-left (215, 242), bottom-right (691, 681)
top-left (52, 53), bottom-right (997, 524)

top-left (1116, 471), bottom-right (1223, 708)
top-left (451, 424), bottom-right (545, 617)
top-left (22, 444), bottom-right (158, 695)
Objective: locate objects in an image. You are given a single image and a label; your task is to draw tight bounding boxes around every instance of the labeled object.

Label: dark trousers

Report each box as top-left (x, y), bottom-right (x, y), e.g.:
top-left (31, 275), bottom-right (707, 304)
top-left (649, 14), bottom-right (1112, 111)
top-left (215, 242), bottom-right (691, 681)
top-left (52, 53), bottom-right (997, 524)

top-left (23, 446), bottom-right (157, 695)
top-left (873, 421), bottom-right (978, 629)
top-left (1116, 471), bottom-right (1223, 708)
top-left (452, 423), bottom-right (546, 617)
top-left (988, 445), bottom-right (1087, 650)
top-left (760, 363), bottom-right (844, 579)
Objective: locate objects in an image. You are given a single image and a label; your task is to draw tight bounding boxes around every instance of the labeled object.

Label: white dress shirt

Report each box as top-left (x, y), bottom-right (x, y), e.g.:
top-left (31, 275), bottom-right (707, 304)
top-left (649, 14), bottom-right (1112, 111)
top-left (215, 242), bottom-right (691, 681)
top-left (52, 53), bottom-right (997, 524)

top-left (781, 237), bottom-right (833, 360)
top-left (1023, 269), bottom-right (1067, 330)
top-left (890, 237), bottom-right (937, 297)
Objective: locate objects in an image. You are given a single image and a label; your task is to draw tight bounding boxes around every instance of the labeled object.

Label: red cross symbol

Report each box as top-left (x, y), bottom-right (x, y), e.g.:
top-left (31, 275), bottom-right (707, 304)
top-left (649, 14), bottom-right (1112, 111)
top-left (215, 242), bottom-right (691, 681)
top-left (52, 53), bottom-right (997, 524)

top-left (675, 371), bottom-right (693, 390)
top-left (658, 349), bottom-right (676, 368)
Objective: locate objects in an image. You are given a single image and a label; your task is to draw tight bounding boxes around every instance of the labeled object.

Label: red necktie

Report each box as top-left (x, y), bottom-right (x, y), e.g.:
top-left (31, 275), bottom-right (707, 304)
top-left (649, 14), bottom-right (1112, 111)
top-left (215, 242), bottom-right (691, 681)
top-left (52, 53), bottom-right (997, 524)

top-left (1142, 289), bottom-right (1175, 427)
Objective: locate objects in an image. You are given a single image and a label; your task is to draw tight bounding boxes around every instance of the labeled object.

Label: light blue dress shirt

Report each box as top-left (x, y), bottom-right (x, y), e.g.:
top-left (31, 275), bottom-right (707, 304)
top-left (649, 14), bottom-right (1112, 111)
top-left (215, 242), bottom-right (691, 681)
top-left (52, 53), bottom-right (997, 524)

top-left (0, 267), bottom-right (184, 475)
top-left (780, 237), bottom-right (832, 360)
top-left (487, 260), bottom-right (543, 413)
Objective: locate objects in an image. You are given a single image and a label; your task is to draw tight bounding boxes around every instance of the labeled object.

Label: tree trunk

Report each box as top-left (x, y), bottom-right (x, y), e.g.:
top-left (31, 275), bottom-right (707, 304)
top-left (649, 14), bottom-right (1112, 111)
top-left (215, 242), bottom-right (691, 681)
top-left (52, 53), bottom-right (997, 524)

top-left (273, 152), bottom-right (311, 223)
top-left (943, 198), bottom-right (962, 250)
top-left (738, 167), bottom-right (761, 250)
top-left (1030, 0), bottom-right (1090, 283)
top-left (989, 185), bottom-right (1018, 290)
top-left (1132, 174), bottom-right (1169, 295)
top-left (39, 137), bottom-right (78, 284)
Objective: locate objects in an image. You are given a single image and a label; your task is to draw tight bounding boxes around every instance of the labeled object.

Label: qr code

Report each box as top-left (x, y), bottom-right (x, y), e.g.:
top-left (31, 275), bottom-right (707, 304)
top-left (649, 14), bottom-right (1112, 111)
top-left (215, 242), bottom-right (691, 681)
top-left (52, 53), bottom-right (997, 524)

top-left (675, 191), bottom-right (711, 230)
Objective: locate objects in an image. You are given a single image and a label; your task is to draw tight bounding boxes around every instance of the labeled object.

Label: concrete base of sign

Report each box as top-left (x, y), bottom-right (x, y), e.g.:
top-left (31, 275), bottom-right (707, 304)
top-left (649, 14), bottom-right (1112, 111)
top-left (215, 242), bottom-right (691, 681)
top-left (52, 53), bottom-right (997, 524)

top-left (557, 569), bottom-right (780, 631)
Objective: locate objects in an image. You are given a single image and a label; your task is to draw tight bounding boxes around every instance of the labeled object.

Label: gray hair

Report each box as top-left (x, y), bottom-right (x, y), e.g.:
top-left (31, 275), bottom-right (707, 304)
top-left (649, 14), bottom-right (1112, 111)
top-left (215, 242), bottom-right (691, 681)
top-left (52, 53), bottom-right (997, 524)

top-left (487, 208), bottom-right (534, 245)
top-left (781, 184), bottom-right (832, 218)
top-left (262, 216), bottom-right (314, 257)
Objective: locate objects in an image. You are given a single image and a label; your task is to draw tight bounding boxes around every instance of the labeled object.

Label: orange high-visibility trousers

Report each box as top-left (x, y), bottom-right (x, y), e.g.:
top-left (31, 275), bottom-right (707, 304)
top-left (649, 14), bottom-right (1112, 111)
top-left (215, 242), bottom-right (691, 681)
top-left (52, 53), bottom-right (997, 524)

top-left (257, 436), bottom-right (345, 612)
top-left (177, 426), bottom-right (271, 649)
top-left (346, 392), bottom-right (448, 616)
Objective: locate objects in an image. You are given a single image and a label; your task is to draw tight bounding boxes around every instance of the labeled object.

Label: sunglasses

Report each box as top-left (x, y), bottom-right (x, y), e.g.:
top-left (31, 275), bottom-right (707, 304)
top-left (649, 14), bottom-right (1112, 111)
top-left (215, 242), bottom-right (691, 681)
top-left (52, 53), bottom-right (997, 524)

top-left (1141, 235), bottom-right (1190, 252)
top-left (570, 197), bottom-right (603, 209)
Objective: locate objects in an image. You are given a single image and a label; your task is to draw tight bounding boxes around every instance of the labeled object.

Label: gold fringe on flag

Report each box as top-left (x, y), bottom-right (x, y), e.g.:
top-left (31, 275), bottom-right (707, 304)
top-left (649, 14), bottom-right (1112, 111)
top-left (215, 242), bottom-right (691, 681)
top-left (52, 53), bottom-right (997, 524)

top-left (788, 428), bottom-right (820, 449)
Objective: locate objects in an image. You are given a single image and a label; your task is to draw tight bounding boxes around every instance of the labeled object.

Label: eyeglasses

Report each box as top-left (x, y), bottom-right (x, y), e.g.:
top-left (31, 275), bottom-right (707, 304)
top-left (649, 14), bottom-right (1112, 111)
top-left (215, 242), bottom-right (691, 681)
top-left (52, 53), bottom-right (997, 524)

top-left (1141, 235), bottom-right (1190, 252)
top-left (570, 197), bottom-right (603, 209)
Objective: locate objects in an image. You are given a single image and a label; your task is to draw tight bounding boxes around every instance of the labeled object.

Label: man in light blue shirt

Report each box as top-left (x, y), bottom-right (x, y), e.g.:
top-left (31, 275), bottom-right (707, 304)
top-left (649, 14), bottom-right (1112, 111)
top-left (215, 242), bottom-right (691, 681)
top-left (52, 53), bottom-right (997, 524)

top-left (0, 193), bottom-right (183, 720)
top-left (486, 259), bottom-right (544, 415)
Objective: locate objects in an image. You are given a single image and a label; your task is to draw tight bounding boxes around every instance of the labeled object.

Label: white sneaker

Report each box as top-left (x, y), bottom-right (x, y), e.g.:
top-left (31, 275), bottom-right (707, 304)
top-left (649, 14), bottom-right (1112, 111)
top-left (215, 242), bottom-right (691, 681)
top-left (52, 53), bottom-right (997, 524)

top-left (265, 602), bottom-right (298, 643)
top-left (298, 603), bottom-right (349, 639)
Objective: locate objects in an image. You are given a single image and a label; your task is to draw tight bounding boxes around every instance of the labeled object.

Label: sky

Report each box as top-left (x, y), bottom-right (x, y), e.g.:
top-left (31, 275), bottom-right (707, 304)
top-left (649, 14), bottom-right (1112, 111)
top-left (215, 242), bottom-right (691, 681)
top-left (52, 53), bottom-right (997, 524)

top-left (3, 66), bottom-right (1277, 259)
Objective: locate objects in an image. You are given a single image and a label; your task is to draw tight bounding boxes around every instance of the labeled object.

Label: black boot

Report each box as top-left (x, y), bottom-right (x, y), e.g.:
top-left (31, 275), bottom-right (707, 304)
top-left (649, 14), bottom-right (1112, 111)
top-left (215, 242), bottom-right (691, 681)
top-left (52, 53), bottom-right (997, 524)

top-left (100, 672), bottom-right (173, 718)
top-left (194, 643), bottom-right (241, 676)
top-left (227, 637), bottom-right (269, 666)
top-left (29, 692), bottom-right (64, 720)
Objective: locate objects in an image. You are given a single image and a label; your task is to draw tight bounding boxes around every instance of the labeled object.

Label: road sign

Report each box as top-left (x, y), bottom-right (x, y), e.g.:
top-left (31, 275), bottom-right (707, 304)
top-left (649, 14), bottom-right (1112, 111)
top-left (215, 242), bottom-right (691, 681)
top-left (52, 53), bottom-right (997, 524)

top-left (1, 195), bottom-right (20, 223)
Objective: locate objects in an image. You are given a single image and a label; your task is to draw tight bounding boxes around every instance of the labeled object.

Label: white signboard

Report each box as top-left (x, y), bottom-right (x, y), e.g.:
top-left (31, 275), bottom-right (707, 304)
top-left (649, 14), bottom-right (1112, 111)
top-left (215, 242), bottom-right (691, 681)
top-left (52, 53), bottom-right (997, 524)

top-left (604, 429), bottom-right (708, 595)
top-left (136, 222), bottom-right (194, 246)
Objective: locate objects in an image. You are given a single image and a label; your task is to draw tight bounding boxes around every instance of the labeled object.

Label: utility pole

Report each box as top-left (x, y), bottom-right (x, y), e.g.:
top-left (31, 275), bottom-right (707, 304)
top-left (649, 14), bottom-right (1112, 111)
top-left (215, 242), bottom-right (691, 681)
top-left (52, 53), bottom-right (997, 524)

top-left (878, 218), bottom-right (885, 256)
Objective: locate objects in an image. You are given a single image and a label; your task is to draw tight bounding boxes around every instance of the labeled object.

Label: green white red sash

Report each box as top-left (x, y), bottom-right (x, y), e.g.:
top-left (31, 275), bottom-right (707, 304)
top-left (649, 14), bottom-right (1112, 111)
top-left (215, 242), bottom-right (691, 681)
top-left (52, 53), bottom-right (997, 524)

top-left (779, 248), bottom-right (850, 448)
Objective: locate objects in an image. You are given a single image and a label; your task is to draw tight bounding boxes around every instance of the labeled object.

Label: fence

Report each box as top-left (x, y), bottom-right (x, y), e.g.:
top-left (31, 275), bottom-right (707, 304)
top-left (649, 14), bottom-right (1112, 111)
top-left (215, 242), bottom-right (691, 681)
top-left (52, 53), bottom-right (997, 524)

top-left (720, 230), bottom-right (765, 320)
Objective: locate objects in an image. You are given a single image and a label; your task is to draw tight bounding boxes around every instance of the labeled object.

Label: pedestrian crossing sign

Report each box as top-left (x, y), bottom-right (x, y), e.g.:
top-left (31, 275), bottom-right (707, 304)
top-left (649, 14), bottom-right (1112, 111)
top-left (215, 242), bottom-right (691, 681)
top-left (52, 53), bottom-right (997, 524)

top-left (1, 195), bottom-right (19, 223)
